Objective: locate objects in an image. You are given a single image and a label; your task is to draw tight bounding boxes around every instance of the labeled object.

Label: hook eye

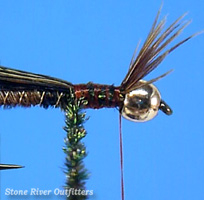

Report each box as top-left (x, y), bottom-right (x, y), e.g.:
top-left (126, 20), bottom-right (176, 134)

top-left (159, 100), bottom-right (173, 115)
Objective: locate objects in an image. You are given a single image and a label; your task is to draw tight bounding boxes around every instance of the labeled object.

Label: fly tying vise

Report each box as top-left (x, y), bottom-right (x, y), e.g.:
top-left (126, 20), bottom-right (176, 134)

top-left (0, 164), bottom-right (23, 170)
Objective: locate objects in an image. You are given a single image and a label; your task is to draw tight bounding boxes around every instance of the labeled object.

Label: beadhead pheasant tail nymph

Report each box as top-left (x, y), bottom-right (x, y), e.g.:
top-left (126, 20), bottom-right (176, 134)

top-left (0, 9), bottom-right (197, 122)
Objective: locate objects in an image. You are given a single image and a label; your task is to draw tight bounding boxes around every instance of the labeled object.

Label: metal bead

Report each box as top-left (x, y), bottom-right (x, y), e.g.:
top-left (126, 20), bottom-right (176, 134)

top-left (121, 81), bottom-right (161, 122)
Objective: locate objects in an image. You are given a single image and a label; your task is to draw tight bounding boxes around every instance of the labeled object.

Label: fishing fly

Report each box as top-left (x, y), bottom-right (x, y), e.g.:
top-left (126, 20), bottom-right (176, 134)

top-left (0, 9), bottom-right (197, 177)
top-left (0, 11), bottom-right (196, 122)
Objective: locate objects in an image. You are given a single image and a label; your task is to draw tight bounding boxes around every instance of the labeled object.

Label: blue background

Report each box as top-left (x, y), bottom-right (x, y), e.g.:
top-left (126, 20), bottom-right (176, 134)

top-left (0, 0), bottom-right (204, 200)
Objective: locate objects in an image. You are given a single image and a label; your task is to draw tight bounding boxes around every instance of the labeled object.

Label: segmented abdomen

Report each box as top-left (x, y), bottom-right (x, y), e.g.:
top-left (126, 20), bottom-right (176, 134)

top-left (0, 83), bottom-right (124, 110)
